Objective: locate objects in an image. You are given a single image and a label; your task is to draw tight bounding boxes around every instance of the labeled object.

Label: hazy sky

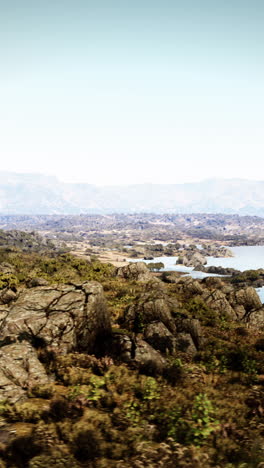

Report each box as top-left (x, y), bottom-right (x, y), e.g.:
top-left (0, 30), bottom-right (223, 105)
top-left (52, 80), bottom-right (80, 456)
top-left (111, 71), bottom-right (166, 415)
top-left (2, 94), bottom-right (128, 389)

top-left (0, 1), bottom-right (263, 185)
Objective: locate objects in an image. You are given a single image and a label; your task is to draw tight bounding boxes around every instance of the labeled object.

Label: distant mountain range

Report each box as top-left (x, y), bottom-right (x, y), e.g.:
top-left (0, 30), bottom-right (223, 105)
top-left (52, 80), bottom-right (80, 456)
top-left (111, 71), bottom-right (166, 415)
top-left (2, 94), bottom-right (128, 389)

top-left (0, 172), bottom-right (264, 216)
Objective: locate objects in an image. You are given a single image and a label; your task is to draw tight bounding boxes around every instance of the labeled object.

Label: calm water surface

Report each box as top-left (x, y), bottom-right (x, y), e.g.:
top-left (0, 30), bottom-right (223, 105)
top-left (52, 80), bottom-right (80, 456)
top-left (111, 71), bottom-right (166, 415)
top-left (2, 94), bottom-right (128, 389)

top-left (129, 245), bottom-right (264, 303)
top-left (206, 246), bottom-right (264, 271)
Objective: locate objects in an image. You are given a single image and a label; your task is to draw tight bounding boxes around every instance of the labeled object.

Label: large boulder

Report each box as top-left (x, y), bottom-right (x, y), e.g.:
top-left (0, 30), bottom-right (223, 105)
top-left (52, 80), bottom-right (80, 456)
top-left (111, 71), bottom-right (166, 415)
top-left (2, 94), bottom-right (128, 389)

top-left (202, 289), bottom-right (236, 320)
top-left (177, 252), bottom-right (207, 268)
top-left (246, 307), bottom-right (264, 328)
top-left (226, 286), bottom-right (263, 322)
top-left (0, 342), bottom-right (49, 403)
top-left (175, 317), bottom-right (204, 349)
top-left (125, 290), bottom-right (177, 334)
top-left (144, 322), bottom-right (176, 354)
top-left (110, 333), bottom-right (168, 375)
top-left (134, 338), bottom-right (168, 374)
top-left (176, 276), bottom-right (204, 296)
top-left (234, 287), bottom-right (262, 313)
top-left (116, 262), bottom-right (155, 282)
top-left (176, 333), bottom-right (197, 356)
top-left (0, 282), bottom-right (111, 402)
top-left (0, 282), bottom-right (110, 354)
top-left (123, 288), bottom-right (203, 359)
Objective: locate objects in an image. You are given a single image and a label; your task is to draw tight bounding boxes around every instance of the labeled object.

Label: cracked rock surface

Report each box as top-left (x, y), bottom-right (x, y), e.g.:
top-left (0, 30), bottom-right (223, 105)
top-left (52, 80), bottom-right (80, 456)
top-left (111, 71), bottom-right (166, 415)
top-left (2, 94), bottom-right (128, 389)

top-left (0, 282), bottom-right (110, 402)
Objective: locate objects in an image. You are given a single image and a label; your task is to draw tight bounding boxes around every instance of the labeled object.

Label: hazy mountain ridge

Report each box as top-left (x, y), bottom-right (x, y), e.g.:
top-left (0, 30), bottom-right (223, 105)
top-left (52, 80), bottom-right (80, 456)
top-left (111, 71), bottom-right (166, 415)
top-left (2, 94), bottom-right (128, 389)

top-left (0, 173), bottom-right (264, 216)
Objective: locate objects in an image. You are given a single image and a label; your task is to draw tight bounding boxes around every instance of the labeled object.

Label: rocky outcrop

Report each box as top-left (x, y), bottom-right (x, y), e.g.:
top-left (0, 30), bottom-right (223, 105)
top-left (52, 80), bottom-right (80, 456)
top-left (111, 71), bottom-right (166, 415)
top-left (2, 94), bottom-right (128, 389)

top-left (116, 262), bottom-right (154, 282)
top-left (202, 289), bottom-right (237, 320)
top-left (228, 286), bottom-right (263, 321)
top-left (0, 342), bottom-right (49, 403)
top-left (122, 288), bottom-right (203, 362)
top-left (144, 322), bottom-right (175, 354)
top-left (175, 244), bottom-right (233, 269)
top-left (27, 277), bottom-right (49, 288)
top-left (124, 290), bottom-right (177, 335)
top-left (195, 265), bottom-right (240, 275)
top-left (0, 282), bottom-right (110, 354)
top-left (161, 271), bottom-right (183, 283)
top-left (173, 276), bottom-right (264, 323)
top-left (177, 252), bottom-right (207, 268)
top-left (133, 338), bottom-right (168, 374)
top-left (175, 317), bottom-right (203, 350)
top-left (110, 284), bottom-right (206, 375)
top-left (175, 276), bottom-right (204, 296)
top-left (0, 282), bottom-right (111, 402)
top-left (201, 245), bottom-right (233, 258)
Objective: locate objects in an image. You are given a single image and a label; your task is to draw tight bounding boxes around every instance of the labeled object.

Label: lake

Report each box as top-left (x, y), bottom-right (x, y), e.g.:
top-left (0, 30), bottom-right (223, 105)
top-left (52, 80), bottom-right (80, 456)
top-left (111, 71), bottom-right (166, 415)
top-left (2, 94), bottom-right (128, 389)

top-left (206, 246), bottom-right (264, 271)
top-left (129, 245), bottom-right (264, 303)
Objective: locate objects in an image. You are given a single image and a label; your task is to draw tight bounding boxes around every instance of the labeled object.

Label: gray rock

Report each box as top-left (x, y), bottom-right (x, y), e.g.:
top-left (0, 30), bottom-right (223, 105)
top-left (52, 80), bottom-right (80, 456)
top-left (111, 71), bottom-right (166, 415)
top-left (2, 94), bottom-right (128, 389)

top-left (144, 322), bottom-right (176, 354)
top-left (123, 288), bottom-right (203, 360)
top-left (75, 282), bottom-right (111, 354)
top-left (1, 282), bottom-right (110, 354)
top-left (246, 307), bottom-right (264, 328)
top-left (0, 281), bottom-right (111, 402)
top-left (235, 287), bottom-right (262, 313)
top-left (134, 338), bottom-right (168, 374)
top-left (111, 333), bottom-right (168, 374)
top-left (176, 333), bottom-right (197, 356)
top-left (117, 262), bottom-right (153, 282)
top-left (177, 277), bottom-right (204, 295)
top-left (202, 289), bottom-right (236, 320)
top-left (111, 332), bottom-right (134, 362)
top-left (176, 252), bottom-right (207, 268)
top-left (175, 317), bottom-right (203, 349)
top-left (0, 342), bottom-right (49, 403)
top-left (125, 291), bottom-right (177, 334)
top-left (0, 288), bottom-right (17, 304)
top-left (27, 277), bottom-right (49, 288)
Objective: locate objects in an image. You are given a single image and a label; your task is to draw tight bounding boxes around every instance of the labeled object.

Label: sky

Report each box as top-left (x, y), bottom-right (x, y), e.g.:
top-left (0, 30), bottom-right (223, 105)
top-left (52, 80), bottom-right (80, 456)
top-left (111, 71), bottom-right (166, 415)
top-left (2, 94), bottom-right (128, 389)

top-left (0, 0), bottom-right (263, 185)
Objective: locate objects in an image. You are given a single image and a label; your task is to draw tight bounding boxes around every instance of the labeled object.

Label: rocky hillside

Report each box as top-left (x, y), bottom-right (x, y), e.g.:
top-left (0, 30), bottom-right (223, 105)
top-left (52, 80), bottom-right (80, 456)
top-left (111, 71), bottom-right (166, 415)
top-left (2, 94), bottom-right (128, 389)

top-left (1, 172), bottom-right (264, 216)
top-left (1, 245), bottom-right (264, 466)
top-left (0, 229), bottom-right (59, 253)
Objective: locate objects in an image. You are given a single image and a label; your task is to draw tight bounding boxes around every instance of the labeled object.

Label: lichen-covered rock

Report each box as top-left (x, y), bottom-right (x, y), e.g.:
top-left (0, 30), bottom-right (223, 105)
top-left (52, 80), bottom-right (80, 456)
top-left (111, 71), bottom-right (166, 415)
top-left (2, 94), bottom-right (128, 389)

top-left (176, 252), bottom-right (207, 268)
top-left (123, 288), bottom-right (202, 358)
top-left (1, 282), bottom-right (110, 354)
top-left (161, 271), bottom-right (182, 283)
top-left (125, 291), bottom-right (177, 334)
top-left (202, 289), bottom-right (236, 320)
top-left (234, 287), bottom-right (262, 313)
top-left (0, 282), bottom-right (111, 402)
top-left (74, 282), bottom-right (111, 354)
top-left (27, 277), bottom-right (49, 288)
top-left (246, 307), bottom-right (264, 328)
top-left (0, 342), bottom-right (49, 403)
top-left (224, 286), bottom-right (262, 321)
top-left (176, 277), bottom-right (204, 296)
top-left (110, 333), bottom-right (167, 374)
top-left (116, 262), bottom-right (154, 282)
top-left (111, 332), bottom-right (134, 362)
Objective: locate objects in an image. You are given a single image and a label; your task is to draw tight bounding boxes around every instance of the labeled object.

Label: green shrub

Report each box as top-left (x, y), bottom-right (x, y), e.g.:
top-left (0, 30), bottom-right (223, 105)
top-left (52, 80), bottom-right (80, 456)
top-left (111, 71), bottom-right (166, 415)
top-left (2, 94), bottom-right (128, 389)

top-left (0, 273), bottom-right (18, 290)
